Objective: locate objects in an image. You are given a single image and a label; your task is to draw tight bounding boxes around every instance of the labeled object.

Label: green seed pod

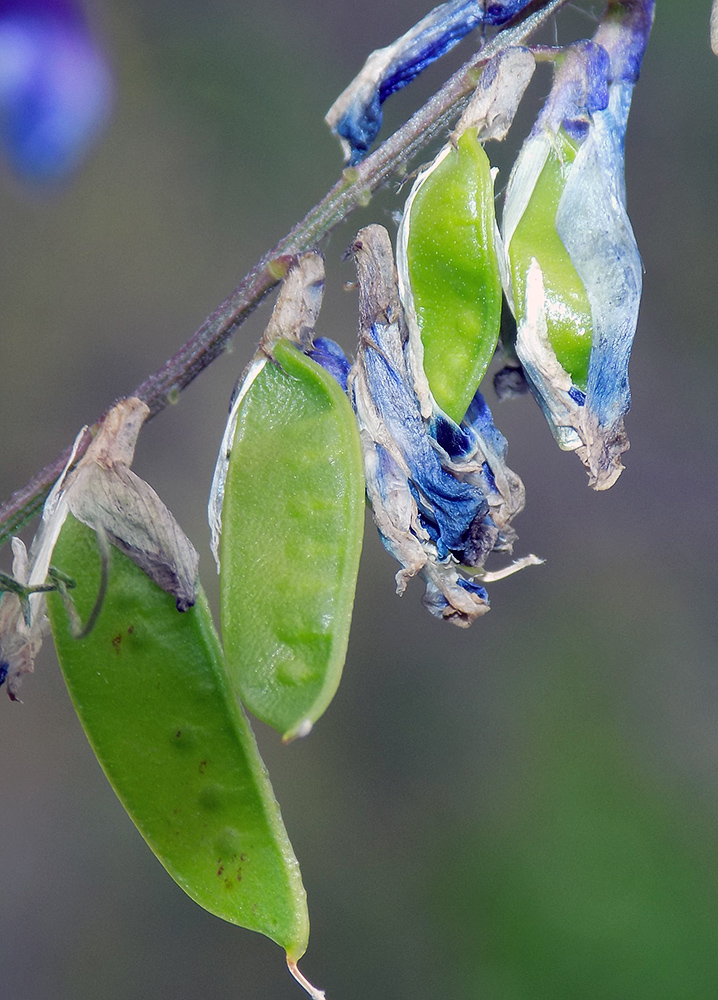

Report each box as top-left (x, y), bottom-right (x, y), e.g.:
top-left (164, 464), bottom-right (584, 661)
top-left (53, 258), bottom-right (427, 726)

top-left (47, 515), bottom-right (310, 960)
top-left (218, 337), bottom-right (365, 742)
top-left (505, 128), bottom-right (593, 390)
top-left (397, 128), bottom-right (503, 424)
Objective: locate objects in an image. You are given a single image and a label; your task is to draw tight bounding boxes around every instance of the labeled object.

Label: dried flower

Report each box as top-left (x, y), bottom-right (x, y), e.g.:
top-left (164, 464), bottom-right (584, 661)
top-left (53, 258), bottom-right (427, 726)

top-left (502, 0), bottom-right (654, 489)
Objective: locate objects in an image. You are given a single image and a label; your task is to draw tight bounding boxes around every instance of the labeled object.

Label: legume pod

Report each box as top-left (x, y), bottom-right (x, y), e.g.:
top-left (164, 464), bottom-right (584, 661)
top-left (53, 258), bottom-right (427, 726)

top-left (397, 128), bottom-right (502, 425)
top-left (218, 335), bottom-right (365, 741)
top-left (47, 515), bottom-right (310, 961)
top-left (505, 128), bottom-right (593, 391)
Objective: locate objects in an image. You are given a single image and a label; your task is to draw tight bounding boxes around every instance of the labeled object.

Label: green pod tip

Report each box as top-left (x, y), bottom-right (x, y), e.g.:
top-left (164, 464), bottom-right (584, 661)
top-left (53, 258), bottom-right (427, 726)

top-left (506, 129), bottom-right (593, 390)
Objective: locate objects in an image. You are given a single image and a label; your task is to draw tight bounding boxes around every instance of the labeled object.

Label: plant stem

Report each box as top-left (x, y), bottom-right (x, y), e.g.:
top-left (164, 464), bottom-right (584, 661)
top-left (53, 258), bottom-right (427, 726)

top-left (0, 0), bottom-right (570, 550)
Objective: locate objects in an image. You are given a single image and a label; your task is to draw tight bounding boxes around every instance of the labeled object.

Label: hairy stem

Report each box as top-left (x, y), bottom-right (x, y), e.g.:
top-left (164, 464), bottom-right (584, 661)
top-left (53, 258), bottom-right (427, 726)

top-left (0, 0), bottom-right (569, 550)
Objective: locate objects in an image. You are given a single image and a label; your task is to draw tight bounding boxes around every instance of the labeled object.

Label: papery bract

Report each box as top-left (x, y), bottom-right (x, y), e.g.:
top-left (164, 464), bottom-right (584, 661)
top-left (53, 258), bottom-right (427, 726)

top-left (0, 538), bottom-right (47, 699)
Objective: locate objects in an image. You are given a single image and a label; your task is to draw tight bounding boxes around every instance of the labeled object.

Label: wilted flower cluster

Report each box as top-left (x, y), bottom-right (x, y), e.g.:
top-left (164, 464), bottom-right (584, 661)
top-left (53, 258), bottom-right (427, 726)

top-left (0, 398), bottom-right (198, 697)
top-left (0, 0), bottom-right (657, 704)
top-left (349, 224), bottom-right (541, 626)
top-left (323, 0), bottom-right (654, 621)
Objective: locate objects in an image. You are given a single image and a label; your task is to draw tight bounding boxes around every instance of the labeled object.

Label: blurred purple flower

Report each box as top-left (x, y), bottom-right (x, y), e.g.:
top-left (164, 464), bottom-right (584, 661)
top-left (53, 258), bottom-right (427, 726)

top-left (0, 0), bottom-right (112, 182)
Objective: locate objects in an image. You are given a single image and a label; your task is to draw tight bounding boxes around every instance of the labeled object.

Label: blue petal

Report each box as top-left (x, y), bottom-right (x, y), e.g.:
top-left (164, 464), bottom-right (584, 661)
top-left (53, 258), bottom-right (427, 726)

top-left (421, 569), bottom-right (489, 623)
top-left (483, 1), bottom-right (535, 22)
top-left (351, 225), bottom-right (534, 626)
top-left (363, 319), bottom-right (488, 560)
top-left (503, 7), bottom-right (653, 490)
top-left (426, 385), bottom-right (524, 548)
top-left (308, 337), bottom-right (352, 392)
top-left (463, 390), bottom-right (510, 463)
top-left (535, 41), bottom-right (610, 139)
top-left (595, 0), bottom-right (654, 86)
top-left (431, 409), bottom-right (475, 462)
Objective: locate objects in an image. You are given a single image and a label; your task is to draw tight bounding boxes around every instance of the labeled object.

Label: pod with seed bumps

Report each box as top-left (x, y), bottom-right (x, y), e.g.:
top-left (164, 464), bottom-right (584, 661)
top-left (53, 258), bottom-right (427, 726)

top-left (209, 253), bottom-right (365, 742)
top-left (397, 130), bottom-right (501, 425)
top-left (48, 517), bottom-right (310, 963)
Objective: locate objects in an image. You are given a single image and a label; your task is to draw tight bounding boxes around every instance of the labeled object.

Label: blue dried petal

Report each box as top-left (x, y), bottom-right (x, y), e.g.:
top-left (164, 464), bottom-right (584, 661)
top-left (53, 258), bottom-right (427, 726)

top-left (464, 390), bottom-right (511, 465)
top-left (422, 571), bottom-right (489, 622)
top-left (424, 384), bottom-right (525, 553)
top-left (456, 576), bottom-right (488, 599)
top-left (556, 91), bottom-right (642, 464)
top-left (0, 0), bottom-right (112, 181)
top-left (308, 337), bottom-right (352, 392)
top-left (350, 225), bottom-right (535, 626)
top-left (362, 317), bottom-right (488, 562)
top-left (326, 0), bottom-right (535, 164)
top-left (596, 0), bottom-right (654, 87)
top-left (483, 1), bottom-right (534, 19)
top-left (545, 41), bottom-right (610, 139)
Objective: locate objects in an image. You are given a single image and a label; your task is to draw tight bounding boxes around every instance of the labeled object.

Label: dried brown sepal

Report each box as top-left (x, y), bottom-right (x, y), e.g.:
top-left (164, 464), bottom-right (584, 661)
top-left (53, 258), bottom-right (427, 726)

top-left (64, 398), bottom-right (199, 611)
top-left (261, 251), bottom-right (325, 356)
top-left (452, 47), bottom-right (535, 144)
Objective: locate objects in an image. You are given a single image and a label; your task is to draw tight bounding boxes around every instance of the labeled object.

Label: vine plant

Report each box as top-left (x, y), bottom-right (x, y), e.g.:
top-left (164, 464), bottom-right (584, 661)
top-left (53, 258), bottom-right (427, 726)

top-left (0, 1), bottom-right (670, 997)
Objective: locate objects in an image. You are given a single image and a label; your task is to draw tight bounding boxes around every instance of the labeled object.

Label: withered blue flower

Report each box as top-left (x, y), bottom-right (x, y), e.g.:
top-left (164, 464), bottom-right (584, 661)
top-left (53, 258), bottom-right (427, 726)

top-left (502, 0), bottom-right (654, 489)
top-left (350, 225), bottom-right (539, 627)
top-left (326, 0), bottom-right (535, 164)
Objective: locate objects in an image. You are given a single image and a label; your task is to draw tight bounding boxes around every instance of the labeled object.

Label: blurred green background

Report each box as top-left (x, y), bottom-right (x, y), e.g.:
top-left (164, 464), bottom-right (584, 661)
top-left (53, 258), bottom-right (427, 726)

top-left (2, 1), bottom-right (718, 997)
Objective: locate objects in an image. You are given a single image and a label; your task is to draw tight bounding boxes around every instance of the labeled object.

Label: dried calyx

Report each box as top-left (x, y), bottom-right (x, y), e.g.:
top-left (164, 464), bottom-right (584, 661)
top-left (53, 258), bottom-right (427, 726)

top-left (0, 397), bottom-right (198, 699)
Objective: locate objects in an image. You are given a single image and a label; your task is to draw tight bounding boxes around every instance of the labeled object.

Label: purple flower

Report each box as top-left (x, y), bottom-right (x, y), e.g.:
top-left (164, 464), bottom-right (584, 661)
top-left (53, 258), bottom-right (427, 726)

top-left (0, 0), bottom-right (112, 181)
